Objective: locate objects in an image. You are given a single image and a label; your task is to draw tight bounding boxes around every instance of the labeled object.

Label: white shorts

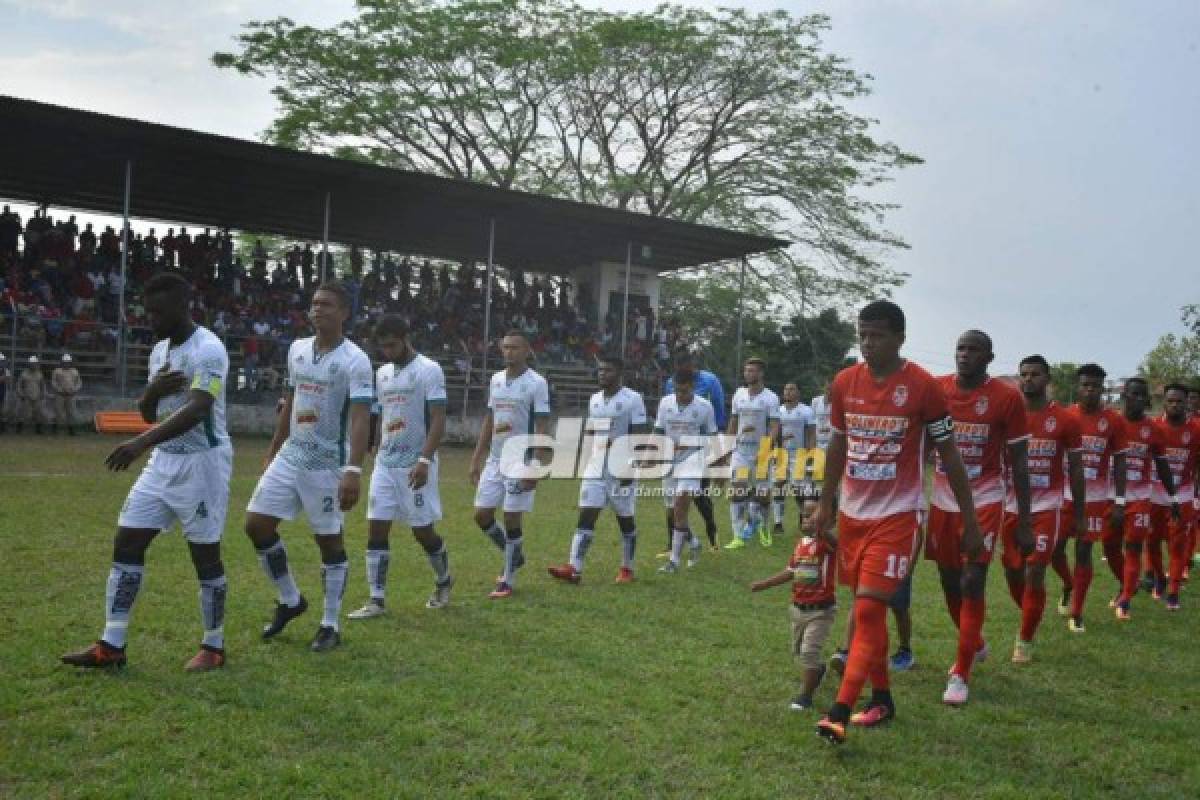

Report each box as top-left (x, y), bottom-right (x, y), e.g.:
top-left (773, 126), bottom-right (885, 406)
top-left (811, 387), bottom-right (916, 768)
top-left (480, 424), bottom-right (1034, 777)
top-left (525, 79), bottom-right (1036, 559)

top-left (118, 446), bottom-right (232, 544)
top-left (579, 477), bottom-right (636, 518)
top-left (247, 456), bottom-right (345, 535)
top-left (663, 476), bottom-right (704, 506)
top-left (474, 459), bottom-right (536, 514)
top-left (731, 451), bottom-right (771, 488)
top-left (368, 459), bottom-right (442, 527)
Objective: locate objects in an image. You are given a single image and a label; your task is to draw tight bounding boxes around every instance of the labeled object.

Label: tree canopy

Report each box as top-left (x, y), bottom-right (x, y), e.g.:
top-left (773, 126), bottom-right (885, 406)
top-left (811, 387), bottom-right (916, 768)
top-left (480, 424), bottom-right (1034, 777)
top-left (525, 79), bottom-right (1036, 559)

top-left (213, 0), bottom-right (919, 312)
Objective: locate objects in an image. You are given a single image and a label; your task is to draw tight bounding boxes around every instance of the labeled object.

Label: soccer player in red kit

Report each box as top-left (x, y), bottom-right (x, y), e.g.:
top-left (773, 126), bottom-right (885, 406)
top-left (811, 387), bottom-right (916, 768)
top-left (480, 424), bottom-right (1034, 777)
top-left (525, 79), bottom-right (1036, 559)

top-left (926, 331), bottom-right (1031, 705)
top-left (1064, 364), bottom-right (1128, 633)
top-left (1154, 384), bottom-right (1199, 610)
top-left (1002, 355), bottom-right (1085, 663)
top-left (814, 301), bottom-right (981, 744)
top-left (1114, 378), bottom-right (1177, 620)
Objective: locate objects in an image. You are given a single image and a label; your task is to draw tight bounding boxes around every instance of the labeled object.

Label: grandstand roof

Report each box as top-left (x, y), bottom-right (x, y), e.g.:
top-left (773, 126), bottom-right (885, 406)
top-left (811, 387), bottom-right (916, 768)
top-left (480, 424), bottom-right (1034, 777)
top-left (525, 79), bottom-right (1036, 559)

top-left (0, 95), bottom-right (786, 272)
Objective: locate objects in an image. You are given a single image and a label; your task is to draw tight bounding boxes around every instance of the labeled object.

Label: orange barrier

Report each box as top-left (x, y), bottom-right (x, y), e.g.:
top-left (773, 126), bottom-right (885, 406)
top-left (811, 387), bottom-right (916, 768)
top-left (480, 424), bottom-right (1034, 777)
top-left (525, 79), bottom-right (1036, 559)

top-left (94, 411), bottom-right (154, 435)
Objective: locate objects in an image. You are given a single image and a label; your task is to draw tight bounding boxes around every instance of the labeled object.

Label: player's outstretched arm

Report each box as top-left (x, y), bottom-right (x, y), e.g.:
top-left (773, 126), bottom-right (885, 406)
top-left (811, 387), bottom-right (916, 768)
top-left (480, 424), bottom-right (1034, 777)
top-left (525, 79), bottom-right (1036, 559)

top-left (1007, 438), bottom-right (1034, 554)
top-left (107, 389), bottom-right (214, 472)
top-left (750, 570), bottom-right (793, 592)
top-left (1066, 450), bottom-right (1087, 536)
top-left (936, 436), bottom-right (983, 557)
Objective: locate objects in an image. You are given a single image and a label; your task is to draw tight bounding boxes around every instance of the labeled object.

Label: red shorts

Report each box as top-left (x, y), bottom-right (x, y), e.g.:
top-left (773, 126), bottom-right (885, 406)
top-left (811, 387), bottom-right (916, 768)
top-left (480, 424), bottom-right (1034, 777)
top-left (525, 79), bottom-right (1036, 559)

top-left (1122, 500), bottom-right (1153, 544)
top-left (1000, 508), bottom-right (1060, 570)
top-left (925, 503), bottom-right (1003, 568)
top-left (1063, 499), bottom-right (1114, 543)
top-left (1152, 502), bottom-right (1196, 542)
top-left (837, 510), bottom-right (921, 596)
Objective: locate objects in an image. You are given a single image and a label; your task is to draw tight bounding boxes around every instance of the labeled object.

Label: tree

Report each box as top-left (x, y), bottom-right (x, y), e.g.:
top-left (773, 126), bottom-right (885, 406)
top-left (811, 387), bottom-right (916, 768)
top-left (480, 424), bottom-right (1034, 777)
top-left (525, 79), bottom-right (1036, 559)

top-left (213, 0), bottom-right (919, 311)
top-left (1048, 361), bottom-right (1079, 405)
top-left (1139, 334), bottom-right (1200, 388)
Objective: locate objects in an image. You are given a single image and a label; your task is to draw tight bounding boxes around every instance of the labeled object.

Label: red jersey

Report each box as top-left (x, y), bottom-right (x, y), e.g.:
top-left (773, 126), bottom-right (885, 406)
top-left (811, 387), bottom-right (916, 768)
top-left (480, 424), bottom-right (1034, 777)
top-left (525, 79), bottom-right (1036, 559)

top-left (932, 375), bottom-right (1029, 512)
top-left (1121, 415), bottom-right (1165, 502)
top-left (788, 536), bottom-right (836, 605)
top-left (1005, 402), bottom-right (1082, 513)
top-left (830, 360), bottom-right (953, 520)
top-left (1069, 405), bottom-right (1129, 502)
top-left (1152, 416), bottom-right (1200, 504)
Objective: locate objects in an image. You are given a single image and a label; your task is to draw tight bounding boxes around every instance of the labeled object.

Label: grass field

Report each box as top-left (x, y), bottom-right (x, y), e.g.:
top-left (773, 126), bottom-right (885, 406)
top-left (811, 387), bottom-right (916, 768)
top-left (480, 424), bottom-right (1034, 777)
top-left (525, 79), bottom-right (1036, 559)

top-left (2, 433), bottom-right (1197, 799)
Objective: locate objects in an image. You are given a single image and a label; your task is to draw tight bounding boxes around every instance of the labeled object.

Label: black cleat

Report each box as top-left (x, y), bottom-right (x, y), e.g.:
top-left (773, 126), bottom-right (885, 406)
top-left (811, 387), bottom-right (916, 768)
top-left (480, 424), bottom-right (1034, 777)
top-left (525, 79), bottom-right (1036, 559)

top-left (262, 595), bottom-right (308, 639)
top-left (310, 625), bottom-right (341, 653)
top-left (61, 640), bottom-right (127, 669)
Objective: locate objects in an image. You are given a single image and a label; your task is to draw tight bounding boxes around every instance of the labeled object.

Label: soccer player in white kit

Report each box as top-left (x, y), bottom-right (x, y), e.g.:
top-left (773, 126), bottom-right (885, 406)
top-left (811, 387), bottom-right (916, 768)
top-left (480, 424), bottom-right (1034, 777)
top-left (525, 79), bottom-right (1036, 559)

top-left (547, 355), bottom-right (648, 585)
top-left (244, 283), bottom-right (374, 652)
top-left (469, 331), bottom-right (551, 599)
top-left (61, 273), bottom-right (232, 672)
top-left (348, 315), bottom-right (453, 618)
top-left (773, 382), bottom-right (816, 535)
top-left (725, 358), bottom-right (781, 549)
top-left (656, 370), bottom-right (719, 573)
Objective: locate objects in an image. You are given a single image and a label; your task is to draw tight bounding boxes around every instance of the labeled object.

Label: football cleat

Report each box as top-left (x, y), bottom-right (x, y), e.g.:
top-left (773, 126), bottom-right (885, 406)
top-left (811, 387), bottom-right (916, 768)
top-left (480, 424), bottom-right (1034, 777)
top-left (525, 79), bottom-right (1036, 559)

top-left (1011, 639), bottom-right (1033, 665)
top-left (547, 564), bottom-right (582, 585)
top-left (614, 567), bottom-right (635, 584)
top-left (262, 596), bottom-right (309, 639)
top-left (686, 544), bottom-right (701, 568)
top-left (310, 625), bottom-right (341, 652)
top-left (1152, 579), bottom-right (1167, 600)
top-left (657, 561), bottom-right (679, 574)
top-left (850, 702), bottom-right (895, 727)
top-left (488, 581), bottom-right (514, 599)
top-left (1115, 602), bottom-right (1131, 621)
top-left (942, 674), bottom-right (969, 706)
top-left (1166, 594), bottom-right (1181, 612)
top-left (1107, 594), bottom-right (1120, 609)
top-left (759, 526), bottom-right (773, 547)
top-left (347, 599), bottom-right (387, 619)
top-left (723, 537), bottom-right (746, 550)
top-left (975, 641), bottom-right (990, 664)
top-left (655, 550), bottom-right (672, 560)
top-left (1057, 589), bottom-right (1072, 617)
top-left (815, 716), bottom-right (847, 745)
top-left (184, 645), bottom-right (225, 672)
top-left (60, 640), bottom-right (126, 669)
top-left (790, 694), bottom-right (814, 711)
top-left (890, 647), bottom-right (916, 672)
top-left (1068, 616), bottom-right (1086, 634)
top-left (426, 577), bottom-right (454, 609)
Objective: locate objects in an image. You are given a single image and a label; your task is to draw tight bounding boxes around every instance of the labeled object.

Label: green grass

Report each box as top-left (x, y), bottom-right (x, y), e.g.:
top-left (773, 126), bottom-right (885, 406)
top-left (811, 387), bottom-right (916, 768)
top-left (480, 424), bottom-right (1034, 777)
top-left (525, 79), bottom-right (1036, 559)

top-left (1, 434), bottom-right (1196, 799)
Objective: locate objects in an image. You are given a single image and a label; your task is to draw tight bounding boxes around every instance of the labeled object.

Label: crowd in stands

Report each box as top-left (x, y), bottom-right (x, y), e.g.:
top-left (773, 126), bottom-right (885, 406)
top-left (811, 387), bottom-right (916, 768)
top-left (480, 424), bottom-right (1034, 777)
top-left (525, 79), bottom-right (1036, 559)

top-left (0, 205), bottom-right (678, 397)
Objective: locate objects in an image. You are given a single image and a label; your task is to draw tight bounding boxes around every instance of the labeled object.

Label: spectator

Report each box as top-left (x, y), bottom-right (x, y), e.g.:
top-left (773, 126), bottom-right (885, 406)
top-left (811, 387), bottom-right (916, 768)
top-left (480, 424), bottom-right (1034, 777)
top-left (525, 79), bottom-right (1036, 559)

top-left (16, 355), bottom-right (46, 434)
top-left (243, 332), bottom-right (260, 392)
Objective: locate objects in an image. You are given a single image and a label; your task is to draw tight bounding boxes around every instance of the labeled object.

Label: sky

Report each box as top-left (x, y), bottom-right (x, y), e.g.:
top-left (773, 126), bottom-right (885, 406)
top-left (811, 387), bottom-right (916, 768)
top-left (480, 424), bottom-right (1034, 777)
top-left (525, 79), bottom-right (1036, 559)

top-left (2, 0), bottom-right (1197, 377)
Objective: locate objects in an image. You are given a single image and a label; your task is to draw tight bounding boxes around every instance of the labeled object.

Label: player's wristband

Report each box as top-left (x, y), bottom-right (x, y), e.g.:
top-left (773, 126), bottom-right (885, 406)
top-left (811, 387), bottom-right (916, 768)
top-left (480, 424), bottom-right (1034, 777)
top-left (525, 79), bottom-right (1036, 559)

top-left (1113, 497), bottom-right (1126, 507)
top-left (343, 465), bottom-right (363, 475)
top-left (418, 456), bottom-right (433, 466)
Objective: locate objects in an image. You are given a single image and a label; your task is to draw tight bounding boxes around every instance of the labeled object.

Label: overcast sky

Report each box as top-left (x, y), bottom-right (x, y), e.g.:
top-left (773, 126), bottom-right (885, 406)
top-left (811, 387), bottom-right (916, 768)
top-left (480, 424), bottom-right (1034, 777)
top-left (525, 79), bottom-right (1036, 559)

top-left (2, 0), bottom-right (1196, 376)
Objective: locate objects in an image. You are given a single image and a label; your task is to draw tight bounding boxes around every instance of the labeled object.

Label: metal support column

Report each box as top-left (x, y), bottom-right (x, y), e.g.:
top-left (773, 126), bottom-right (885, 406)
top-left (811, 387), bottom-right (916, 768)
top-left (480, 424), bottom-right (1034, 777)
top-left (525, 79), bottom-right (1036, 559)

top-left (118, 159), bottom-right (132, 397)
top-left (320, 191), bottom-right (331, 284)
top-left (482, 218), bottom-right (496, 374)
top-left (734, 256), bottom-right (747, 384)
top-left (620, 240), bottom-right (632, 358)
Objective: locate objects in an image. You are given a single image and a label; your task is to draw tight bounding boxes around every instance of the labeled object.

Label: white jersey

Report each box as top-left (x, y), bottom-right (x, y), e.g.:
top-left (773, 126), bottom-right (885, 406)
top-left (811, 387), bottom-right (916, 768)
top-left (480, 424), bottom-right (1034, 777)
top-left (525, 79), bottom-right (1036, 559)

top-left (146, 326), bottom-right (230, 455)
top-left (654, 394), bottom-right (718, 462)
top-left (731, 386), bottom-right (780, 457)
top-left (376, 353), bottom-right (447, 469)
top-left (811, 394), bottom-right (833, 450)
top-left (487, 367), bottom-right (551, 462)
top-left (778, 401), bottom-right (814, 452)
top-left (583, 386), bottom-right (647, 478)
top-left (280, 336), bottom-right (375, 470)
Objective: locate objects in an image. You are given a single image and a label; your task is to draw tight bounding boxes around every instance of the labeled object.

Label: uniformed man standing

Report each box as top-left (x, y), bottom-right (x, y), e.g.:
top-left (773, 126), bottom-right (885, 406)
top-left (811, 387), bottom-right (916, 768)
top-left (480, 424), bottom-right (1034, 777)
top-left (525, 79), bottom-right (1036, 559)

top-left (52, 353), bottom-right (83, 435)
top-left (16, 355), bottom-right (46, 434)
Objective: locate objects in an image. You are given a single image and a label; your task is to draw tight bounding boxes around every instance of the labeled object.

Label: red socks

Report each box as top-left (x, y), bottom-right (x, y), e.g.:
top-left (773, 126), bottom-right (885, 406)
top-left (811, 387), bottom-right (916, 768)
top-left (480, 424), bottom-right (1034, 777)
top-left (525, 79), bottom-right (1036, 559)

top-left (1101, 536), bottom-right (1124, 583)
top-left (836, 596), bottom-right (888, 708)
top-left (1019, 584), bottom-right (1046, 642)
top-left (1070, 564), bottom-right (1094, 618)
top-left (1168, 532), bottom-right (1189, 595)
top-left (1051, 548), bottom-right (1072, 590)
top-left (953, 596), bottom-right (986, 680)
top-left (1120, 545), bottom-right (1142, 603)
top-left (1146, 541), bottom-right (1165, 583)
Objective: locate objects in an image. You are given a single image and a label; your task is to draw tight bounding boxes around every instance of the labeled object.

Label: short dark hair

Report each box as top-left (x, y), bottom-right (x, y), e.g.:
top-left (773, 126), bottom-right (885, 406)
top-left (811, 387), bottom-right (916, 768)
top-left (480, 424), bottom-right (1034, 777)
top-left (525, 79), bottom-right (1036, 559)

top-left (961, 329), bottom-right (994, 354)
top-left (858, 300), bottom-right (905, 334)
top-left (673, 369), bottom-right (695, 387)
top-left (502, 329), bottom-right (529, 342)
top-left (1019, 354), bottom-right (1050, 373)
top-left (1125, 376), bottom-right (1149, 390)
top-left (744, 357), bottom-right (767, 369)
top-left (144, 271), bottom-right (192, 298)
top-left (373, 314), bottom-right (409, 340)
top-left (314, 281), bottom-right (350, 309)
top-left (599, 354), bottom-right (624, 371)
top-left (1076, 363), bottom-right (1107, 381)
top-left (1164, 382), bottom-right (1191, 396)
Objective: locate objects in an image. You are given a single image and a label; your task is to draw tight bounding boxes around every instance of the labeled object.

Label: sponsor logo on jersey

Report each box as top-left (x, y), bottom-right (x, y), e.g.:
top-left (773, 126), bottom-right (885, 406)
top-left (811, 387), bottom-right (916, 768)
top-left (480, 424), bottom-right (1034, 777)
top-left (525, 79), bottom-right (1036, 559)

top-left (296, 410), bottom-right (318, 425)
top-left (1140, 425), bottom-right (1150, 439)
top-left (1044, 415), bottom-right (1057, 433)
top-left (974, 396), bottom-right (989, 416)
top-left (1097, 417), bottom-right (1108, 432)
top-left (892, 384), bottom-right (908, 408)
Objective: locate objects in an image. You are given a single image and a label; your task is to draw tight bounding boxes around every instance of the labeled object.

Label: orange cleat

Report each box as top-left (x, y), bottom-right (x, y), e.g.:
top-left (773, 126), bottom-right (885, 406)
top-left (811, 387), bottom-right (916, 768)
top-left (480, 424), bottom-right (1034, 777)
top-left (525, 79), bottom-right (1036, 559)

top-left (60, 640), bottom-right (127, 669)
top-left (488, 581), bottom-right (514, 600)
top-left (184, 646), bottom-right (225, 672)
top-left (614, 567), bottom-right (635, 584)
top-left (547, 564), bottom-right (582, 584)
top-left (816, 716), bottom-right (847, 745)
